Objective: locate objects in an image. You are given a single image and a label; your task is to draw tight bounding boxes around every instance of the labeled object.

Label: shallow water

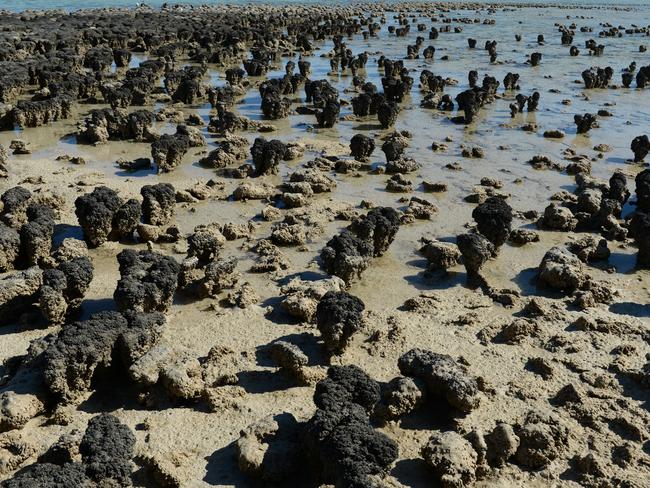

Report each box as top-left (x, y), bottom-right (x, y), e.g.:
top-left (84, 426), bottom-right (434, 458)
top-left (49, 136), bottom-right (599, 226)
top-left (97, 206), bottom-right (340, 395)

top-left (3, 2), bottom-right (650, 229)
top-left (4, 0), bottom-right (649, 13)
top-left (2, 1), bottom-right (648, 304)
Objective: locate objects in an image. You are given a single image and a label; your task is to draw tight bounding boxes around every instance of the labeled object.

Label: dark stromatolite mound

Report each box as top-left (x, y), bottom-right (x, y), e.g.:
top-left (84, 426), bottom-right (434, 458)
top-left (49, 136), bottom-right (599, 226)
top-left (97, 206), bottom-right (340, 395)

top-left (100, 84), bottom-right (134, 110)
top-left (320, 230), bottom-right (374, 286)
top-left (622, 70), bottom-right (635, 88)
top-left (140, 183), bottom-right (175, 226)
top-left (251, 137), bottom-right (289, 175)
top-left (630, 211), bottom-right (650, 268)
top-left (44, 311), bottom-right (122, 403)
top-left (260, 81), bottom-right (292, 119)
top-left (10, 96), bottom-right (73, 129)
top-left (351, 92), bottom-right (373, 116)
top-left (581, 66), bottom-right (613, 88)
top-left (19, 204), bottom-right (55, 268)
top-left (114, 249), bottom-right (179, 313)
top-left (421, 70), bottom-right (447, 93)
top-left (527, 91), bottom-right (540, 111)
top-left (316, 290), bottom-right (365, 354)
top-left (524, 90), bottom-right (543, 114)
top-left (243, 59), bottom-right (268, 77)
top-left (530, 52), bottom-right (542, 66)
top-left (321, 207), bottom-right (400, 286)
top-left (186, 224), bottom-right (226, 265)
top-left (1, 186), bottom-right (32, 228)
top-left (352, 84), bottom-right (382, 117)
top-left (314, 365), bottom-right (380, 413)
top-left (350, 206), bottom-right (401, 257)
top-left (305, 79), bottom-right (338, 107)
top-left (305, 365), bottom-right (398, 488)
top-left (454, 75), bottom-right (499, 124)
top-left (636, 64), bottom-right (650, 88)
top-left (113, 48), bottom-right (132, 68)
top-left (636, 169), bottom-right (650, 212)
top-left (315, 99), bottom-right (341, 128)
top-left (39, 256), bottom-right (94, 325)
top-left (381, 131), bottom-right (410, 162)
top-left (208, 85), bottom-right (240, 110)
top-left (151, 125), bottom-right (205, 173)
top-left (468, 70), bottom-right (479, 88)
top-left (631, 135), bottom-right (650, 162)
top-left (574, 113), bottom-right (597, 134)
top-left (298, 59), bottom-right (311, 77)
top-left (423, 45), bottom-right (436, 59)
top-left (75, 186), bottom-right (141, 247)
top-left (472, 197), bottom-right (513, 247)
top-left (377, 101), bottom-right (399, 128)
top-left (0, 224), bottom-right (20, 272)
top-left (382, 74), bottom-right (413, 102)
top-left (77, 108), bottom-right (155, 144)
top-left (349, 134), bottom-right (375, 162)
top-left (398, 348), bottom-right (480, 414)
top-left (3, 413), bottom-right (136, 487)
top-left (456, 232), bottom-right (495, 282)
top-left (0, 64), bottom-right (30, 105)
top-left (80, 413), bottom-right (136, 485)
top-left (41, 310), bottom-right (165, 404)
top-left (261, 90), bottom-right (291, 120)
top-left (503, 72), bottom-right (520, 90)
top-left (166, 66), bottom-right (208, 104)
top-left (224, 67), bottom-right (246, 86)
top-left (608, 172), bottom-right (630, 205)
top-left (84, 46), bottom-right (114, 72)
top-left (2, 463), bottom-right (88, 488)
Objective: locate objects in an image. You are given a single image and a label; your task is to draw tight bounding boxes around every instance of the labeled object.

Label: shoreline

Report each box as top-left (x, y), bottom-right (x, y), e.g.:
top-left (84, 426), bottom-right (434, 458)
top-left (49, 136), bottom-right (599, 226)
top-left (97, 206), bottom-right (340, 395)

top-left (2, 1), bottom-right (644, 15)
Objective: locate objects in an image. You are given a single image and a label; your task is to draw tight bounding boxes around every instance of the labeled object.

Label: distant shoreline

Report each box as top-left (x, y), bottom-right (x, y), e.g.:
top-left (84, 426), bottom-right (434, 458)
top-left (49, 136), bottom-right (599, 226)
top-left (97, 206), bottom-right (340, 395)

top-left (3, 1), bottom-right (643, 15)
